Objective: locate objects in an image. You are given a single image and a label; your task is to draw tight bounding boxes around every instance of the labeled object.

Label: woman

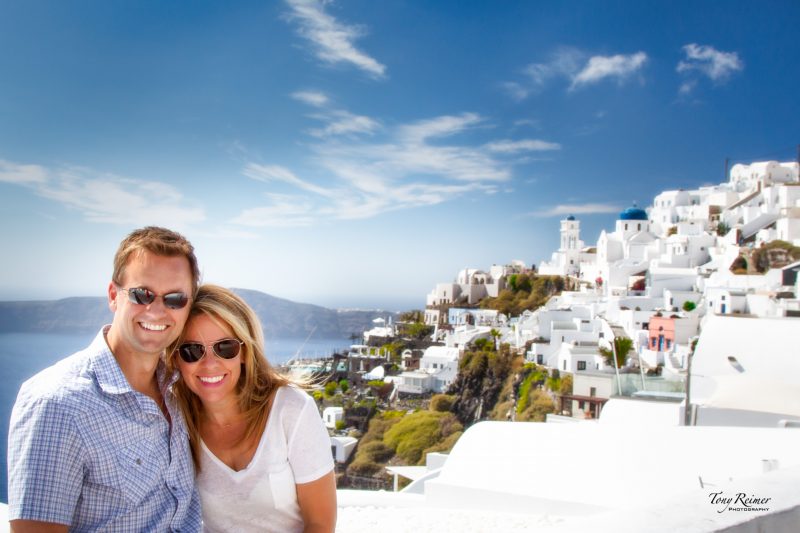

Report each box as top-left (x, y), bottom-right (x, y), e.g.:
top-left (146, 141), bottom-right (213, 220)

top-left (167, 284), bottom-right (336, 532)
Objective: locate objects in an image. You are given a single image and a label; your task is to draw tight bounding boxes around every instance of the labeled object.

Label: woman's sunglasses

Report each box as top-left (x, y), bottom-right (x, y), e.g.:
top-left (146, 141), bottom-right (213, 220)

top-left (119, 286), bottom-right (190, 310)
top-left (177, 338), bottom-right (244, 363)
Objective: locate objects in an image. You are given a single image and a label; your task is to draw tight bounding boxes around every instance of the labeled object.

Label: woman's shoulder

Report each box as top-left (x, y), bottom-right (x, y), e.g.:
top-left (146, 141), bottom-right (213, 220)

top-left (274, 384), bottom-right (317, 411)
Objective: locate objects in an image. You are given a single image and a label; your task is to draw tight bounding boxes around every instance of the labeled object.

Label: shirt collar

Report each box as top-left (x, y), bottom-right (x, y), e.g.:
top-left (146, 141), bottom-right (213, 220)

top-left (90, 325), bottom-right (178, 395)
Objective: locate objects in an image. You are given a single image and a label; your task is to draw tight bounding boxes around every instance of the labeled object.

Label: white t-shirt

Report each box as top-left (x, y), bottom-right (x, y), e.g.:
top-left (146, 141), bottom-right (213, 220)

top-left (197, 385), bottom-right (334, 533)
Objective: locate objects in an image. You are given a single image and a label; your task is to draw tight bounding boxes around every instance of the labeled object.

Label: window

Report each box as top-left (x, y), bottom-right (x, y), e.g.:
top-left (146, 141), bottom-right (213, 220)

top-left (563, 360), bottom-right (566, 371)
top-left (577, 361), bottom-right (587, 371)
top-left (666, 340), bottom-right (672, 349)
top-left (578, 401), bottom-right (585, 410)
top-left (590, 387), bottom-right (596, 397)
top-left (651, 338), bottom-right (657, 347)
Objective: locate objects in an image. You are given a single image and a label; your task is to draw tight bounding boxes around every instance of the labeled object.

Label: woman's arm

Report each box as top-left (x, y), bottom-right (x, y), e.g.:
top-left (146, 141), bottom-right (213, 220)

top-left (296, 470), bottom-right (337, 533)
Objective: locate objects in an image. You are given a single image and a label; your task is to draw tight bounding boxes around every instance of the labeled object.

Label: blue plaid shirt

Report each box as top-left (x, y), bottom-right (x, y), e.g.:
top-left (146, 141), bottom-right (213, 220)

top-left (8, 327), bottom-right (202, 532)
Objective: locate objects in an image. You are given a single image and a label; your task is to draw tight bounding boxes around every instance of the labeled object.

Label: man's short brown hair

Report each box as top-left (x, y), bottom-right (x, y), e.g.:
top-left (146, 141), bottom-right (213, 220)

top-left (112, 226), bottom-right (200, 294)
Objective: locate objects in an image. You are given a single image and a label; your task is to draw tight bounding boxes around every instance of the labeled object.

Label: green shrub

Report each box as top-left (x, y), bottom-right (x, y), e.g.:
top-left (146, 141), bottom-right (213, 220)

top-left (339, 379), bottom-right (349, 394)
top-left (422, 431), bottom-right (462, 456)
top-left (384, 411), bottom-right (462, 465)
top-left (516, 372), bottom-right (536, 414)
top-left (429, 394), bottom-right (456, 412)
top-left (335, 420), bottom-right (346, 431)
top-left (682, 300), bottom-right (696, 312)
top-left (517, 389), bottom-right (556, 422)
top-left (359, 440), bottom-right (395, 463)
top-left (348, 457), bottom-right (382, 476)
top-left (324, 381), bottom-right (338, 398)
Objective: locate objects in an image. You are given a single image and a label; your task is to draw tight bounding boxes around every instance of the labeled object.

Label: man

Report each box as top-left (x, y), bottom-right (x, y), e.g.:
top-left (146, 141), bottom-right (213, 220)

top-left (8, 227), bottom-right (202, 532)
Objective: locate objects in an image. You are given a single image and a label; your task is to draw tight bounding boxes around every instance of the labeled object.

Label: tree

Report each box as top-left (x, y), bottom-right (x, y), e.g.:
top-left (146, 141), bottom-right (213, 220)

top-left (399, 310), bottom-right (424, 323)
top-left (599, 337), bottom-right (633, 368)
top-left (339, 379), bottom-right (350, 394)
top-left (472, 337), bottom-right (492, 351)
top-left (682, 301), bottom-right (696, 312)
top-left (489, 328), bottom-right (501, 349)
top-left (406, 321), bottom-right (432, 339)
top-left (716, 222), bottom-right (730, 236)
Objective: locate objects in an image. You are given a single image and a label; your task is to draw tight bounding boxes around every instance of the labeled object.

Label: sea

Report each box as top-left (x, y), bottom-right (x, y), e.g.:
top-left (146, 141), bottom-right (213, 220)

top-left (0, 331), bottom-right (349, 503)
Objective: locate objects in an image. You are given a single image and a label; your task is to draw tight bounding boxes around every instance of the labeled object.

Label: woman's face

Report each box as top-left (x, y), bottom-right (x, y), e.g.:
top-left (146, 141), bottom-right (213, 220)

top-left (177, 313), bottom-right (243, 408)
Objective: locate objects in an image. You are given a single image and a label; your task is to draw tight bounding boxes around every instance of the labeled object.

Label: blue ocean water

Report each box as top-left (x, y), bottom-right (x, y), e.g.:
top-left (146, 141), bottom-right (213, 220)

top-left (0, 332), bottom-right (348, 503)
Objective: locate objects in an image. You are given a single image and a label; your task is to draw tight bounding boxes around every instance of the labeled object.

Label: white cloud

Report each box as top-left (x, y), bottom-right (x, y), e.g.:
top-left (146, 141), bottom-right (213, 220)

top-left (0, 159), bottom-right (205, 229)
top-left (528, 203), bottom-right (620, 217)
top-left (0, 160), bottom-right (49, 184)
top-left (291, 90), bottom-right (329, 107)
top-left (285, 0), bottom-right (386, 78)
top-left (504, 48), bottom-right (646, 98)
top-left (502, 48), bottom-right (583, 100)
top-left (570, 52), bottom-right (647, 89)
top-left (398, 112), bottom-right (483, 144)
top-left (679, 80), bottom-right (696, 95)
top-left (500, 81), bottom-right (530, 102)
top-left (485, 139), bottom-right (561, 153)
top-left (309, 110), bottom-right (381, 137)
top-left (233, 109), bottom-right (540, 227)
top-left (677, 44), bottom-right (743, 83)
top-left (231, 194), bottom-right (317, 227)
top-left (243, 163), bottom-right (337, 197)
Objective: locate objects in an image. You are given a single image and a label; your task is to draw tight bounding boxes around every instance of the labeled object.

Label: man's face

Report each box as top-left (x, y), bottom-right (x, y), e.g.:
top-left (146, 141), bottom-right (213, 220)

top-left (107, 250), bottom-right (193, 359)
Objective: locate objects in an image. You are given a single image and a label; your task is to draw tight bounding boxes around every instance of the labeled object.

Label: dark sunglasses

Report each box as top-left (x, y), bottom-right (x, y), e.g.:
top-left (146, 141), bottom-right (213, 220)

top-left (177, 338), bottom-right (244, 363)
top-left (119, 287), bottom-right (190, 310)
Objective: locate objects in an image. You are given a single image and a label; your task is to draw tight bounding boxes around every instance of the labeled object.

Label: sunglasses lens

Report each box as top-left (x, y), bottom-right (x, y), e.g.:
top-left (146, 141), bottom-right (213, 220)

top-left (178, 343), bottom-right (205, 363)
top-left (214, 339), bottom-right (241, 359)
top-left (163, 292), bottom-right (189, 309)
top-left (129, 288), bottom-right (156, 305)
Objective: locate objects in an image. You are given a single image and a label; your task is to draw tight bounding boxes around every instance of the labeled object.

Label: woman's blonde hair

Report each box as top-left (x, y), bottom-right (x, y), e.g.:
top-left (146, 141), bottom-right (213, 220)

top-left (166, 284), bottom-right (291, 468)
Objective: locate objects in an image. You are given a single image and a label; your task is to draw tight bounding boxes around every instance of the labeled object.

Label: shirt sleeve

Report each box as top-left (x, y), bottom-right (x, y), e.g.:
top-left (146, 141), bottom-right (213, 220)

top-left (8, 391), bottom-right (85, 525)
top-left (284, 389), bottom-right (335, 484)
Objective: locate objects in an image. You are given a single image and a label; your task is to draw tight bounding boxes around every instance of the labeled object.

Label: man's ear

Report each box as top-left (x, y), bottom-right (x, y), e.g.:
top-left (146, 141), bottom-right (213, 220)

top-left (108, 282), bottom-right (118, 312)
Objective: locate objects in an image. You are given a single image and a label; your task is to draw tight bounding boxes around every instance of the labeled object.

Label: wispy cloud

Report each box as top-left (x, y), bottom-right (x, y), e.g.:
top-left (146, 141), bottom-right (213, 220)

top-left (503, 48), bottom-right (647, 98)
top-left (570, 52), bottom-right (648, 90)
top-left (484, 139), bottom-right (561, 154)
top-left (231, 193), bottom-right (317, 227)
top-left (0, 160), bottom-right (49, 184)
top-left (309, 110), bottom-right (381, 138)
top-left (291, 90), bottom-right (329, 107)
top-left (0, 159), bottom-right (204, 229)
top-left (243, 163), bottom-right (337, 197)
top-left (236, 107), bottom-right (558, 226)
top-left (527, 203), bottom-right (620, 217)
top-left (503, 47), bottom-right (582, 100)
top-left (676, 44), bottom-right (743, 95)
top-left (284, 0), bottom-right (387, 79)
top-left (293, 90), bottom-right (381, 138)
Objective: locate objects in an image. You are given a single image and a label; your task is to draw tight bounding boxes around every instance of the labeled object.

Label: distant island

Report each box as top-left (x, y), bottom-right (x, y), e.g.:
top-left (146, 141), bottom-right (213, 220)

top-left (0, 288), bottom-right (399, 340)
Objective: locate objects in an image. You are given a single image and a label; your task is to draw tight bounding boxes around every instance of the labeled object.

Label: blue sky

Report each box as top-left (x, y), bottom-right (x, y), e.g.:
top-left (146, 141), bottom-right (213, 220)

top-left (1, 1), bottom-right (799, 310)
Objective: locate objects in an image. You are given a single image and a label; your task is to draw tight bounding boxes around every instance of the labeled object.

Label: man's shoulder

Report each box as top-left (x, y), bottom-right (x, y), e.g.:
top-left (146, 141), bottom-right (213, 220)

top-left (17, 348), bottom-right (98, 409)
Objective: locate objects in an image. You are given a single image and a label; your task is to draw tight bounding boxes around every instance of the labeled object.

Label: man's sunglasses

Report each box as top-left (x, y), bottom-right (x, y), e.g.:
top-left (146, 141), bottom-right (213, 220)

top-left (177, 339), bottom-right (244, 363)
top-left (119, 287), bottom-right (190, 310)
